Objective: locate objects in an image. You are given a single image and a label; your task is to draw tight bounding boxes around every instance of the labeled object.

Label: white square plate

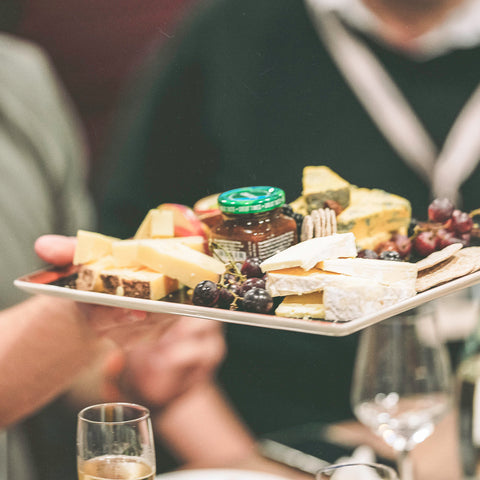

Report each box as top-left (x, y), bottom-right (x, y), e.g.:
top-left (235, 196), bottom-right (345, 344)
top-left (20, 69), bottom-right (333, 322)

top-left (14, 266), bottom-right (480, 337)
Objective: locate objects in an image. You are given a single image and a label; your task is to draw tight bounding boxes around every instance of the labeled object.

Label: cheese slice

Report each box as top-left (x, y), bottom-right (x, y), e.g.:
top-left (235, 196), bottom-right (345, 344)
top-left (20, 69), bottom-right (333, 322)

top-left (76, 255), bottom-right (118, 291)
top-left (266, 267), bottom-right (360, 297)
top-left (323, 279), bottom-right (416, 322)
top-left (337, 187), bottom-right (411, 247)
top-left (260, 233), bottom-right (357, 272)
top-left (73, 230), bottom-right (119, 265)
top-left (99, 268), bottom-right (178, 300)
top-left (138, 240), bottom-right (225, 288)
top-left (275, 292), bottom-right (325, 319)
top-left (112, 236), bottom-right (206, 268)
top-left (134, 209), bottom-right (174, 239)
top-left (320, 258), bottom-right (418, 285)
top-left (302, 165), bottom-right (351, 210)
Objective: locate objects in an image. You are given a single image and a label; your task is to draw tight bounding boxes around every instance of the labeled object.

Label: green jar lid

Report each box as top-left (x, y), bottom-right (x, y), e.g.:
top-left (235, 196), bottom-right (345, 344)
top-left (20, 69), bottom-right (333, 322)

top-left (218, 186), bottom-right (285, 214)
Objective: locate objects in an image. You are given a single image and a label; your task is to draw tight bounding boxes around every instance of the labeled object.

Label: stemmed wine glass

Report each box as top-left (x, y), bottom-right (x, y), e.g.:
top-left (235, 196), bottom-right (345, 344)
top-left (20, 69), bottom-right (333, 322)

top-left (316, 462), bottom-right (399, 479)
top-left (350, 308), bottom-right (453, 480)
top-left (77, 402), bottom-right (156, 480)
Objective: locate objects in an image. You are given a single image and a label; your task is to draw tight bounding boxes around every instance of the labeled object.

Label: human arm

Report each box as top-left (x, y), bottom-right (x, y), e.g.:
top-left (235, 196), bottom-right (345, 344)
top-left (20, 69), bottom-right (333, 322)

top-left (0, 235), bottom-right (175, 428)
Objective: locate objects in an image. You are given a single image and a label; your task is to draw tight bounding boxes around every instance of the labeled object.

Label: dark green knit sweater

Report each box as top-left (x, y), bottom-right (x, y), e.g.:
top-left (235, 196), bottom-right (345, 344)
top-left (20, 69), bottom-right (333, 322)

top-left (98, 0), bottom-right (480, 434)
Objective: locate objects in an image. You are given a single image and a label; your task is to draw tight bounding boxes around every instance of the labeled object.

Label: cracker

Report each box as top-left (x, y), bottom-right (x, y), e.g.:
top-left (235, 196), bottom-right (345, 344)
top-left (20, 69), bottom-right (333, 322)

top-left (415, 246), bottom-right (480, 292)
top-left (301, 214), bottom-right (314, 242)
top-left (311, 209), bottom-right (321, 238)
top-left (415, 243), bottom-right (463, 271)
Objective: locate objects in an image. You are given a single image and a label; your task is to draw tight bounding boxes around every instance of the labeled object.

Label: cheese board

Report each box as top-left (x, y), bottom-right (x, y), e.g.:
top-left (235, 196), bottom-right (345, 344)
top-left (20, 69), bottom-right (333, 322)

top-left (14, 265), bottom-right (480, 337)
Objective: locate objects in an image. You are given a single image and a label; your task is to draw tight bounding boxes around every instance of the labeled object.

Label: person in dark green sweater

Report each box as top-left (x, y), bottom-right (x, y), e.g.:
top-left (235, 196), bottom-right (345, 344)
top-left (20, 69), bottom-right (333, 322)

top-left (97, 0), bottom-right (480, 438)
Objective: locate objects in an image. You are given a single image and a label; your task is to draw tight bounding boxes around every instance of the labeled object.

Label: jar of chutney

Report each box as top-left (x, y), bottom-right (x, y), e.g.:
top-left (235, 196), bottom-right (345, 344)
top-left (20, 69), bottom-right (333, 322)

top-left (209, 186), bottom-right (298, 263)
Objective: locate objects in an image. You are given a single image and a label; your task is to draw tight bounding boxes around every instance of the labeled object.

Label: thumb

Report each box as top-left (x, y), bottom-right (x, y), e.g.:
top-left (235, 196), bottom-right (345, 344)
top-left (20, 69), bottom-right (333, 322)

top-left (35, 234), bottom-right (77, 266)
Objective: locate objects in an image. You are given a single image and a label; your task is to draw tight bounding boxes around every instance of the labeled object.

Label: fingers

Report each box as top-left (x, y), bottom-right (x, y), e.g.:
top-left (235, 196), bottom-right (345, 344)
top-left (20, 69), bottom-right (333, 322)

top-left (78, 304), bottom-right (178, 348)
top-left (34, 234), bottom-right (77, 266)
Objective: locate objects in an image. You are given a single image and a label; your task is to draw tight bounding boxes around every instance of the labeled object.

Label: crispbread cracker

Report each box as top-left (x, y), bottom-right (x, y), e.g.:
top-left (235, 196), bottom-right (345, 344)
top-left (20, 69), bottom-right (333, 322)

top-left (416, 243), bottom-right (463, 271)
top-left (301, 208), bottom-right (337, 241)
top-left (416, 246), bottom-right (480, 292)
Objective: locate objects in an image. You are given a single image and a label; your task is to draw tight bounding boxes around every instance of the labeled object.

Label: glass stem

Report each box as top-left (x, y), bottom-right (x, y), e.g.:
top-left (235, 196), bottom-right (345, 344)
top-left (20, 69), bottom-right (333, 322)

top-left (397, 449), bottom-right (414, 480)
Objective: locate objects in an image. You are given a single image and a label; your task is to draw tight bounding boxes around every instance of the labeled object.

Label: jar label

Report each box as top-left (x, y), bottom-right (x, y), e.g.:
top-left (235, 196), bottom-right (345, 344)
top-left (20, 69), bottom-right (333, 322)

top-left (211, 231), bottom-right (296, 263)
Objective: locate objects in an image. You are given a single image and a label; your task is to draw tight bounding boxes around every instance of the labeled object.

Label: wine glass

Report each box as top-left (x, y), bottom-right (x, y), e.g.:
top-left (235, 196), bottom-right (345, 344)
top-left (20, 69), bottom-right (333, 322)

top-left (316, 462), bottom-right (399, 479)
top-left (77, 402), bottom-right (156, 480)
top-left (350, 308), bottom-right (453, 480)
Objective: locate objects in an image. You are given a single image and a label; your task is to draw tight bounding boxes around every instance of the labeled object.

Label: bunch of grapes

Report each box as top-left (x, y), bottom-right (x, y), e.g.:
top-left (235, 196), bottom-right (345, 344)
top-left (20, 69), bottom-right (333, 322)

top-left (410, 198), bottom-right (475, 257)
top-left (192, 257), bottom-right (274, 314)
top-left (358, 198), bottom-right (479, 261)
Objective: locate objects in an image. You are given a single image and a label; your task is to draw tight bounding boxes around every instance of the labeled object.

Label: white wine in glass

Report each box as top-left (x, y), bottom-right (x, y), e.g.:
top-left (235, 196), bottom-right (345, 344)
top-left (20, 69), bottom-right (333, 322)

top-left (316, 462), bottom-right (399, 479)
top-left (77, 403), bottom-right (156, 480)
top-left (350, 309), bottom-right (453, 480)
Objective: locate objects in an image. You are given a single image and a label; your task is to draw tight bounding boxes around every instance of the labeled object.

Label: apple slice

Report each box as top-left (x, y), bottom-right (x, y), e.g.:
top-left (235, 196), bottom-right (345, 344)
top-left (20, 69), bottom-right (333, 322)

top-left (156, 203), bottom-right (209, 245)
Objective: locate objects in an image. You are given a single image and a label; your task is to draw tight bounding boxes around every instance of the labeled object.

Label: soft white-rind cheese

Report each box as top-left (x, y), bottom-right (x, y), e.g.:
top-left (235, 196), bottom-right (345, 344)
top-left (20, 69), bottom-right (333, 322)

top-left (320, 258), bottom-right (418, 284)
top-left (260, 233), bottom-right (357, 272)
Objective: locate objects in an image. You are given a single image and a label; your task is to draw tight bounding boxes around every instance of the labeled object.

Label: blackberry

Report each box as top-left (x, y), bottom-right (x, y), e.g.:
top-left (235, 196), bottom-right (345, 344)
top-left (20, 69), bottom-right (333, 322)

top-left (282, 204), bottom-right (294, 217)
top-left (379, 250), bottom-right (402, 262)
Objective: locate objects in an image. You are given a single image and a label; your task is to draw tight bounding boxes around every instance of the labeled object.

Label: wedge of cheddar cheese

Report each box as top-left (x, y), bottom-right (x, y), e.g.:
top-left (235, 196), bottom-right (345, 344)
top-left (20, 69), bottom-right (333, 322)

top-left (73, 230), bottom-right (119, 265)
top-left (276, 292), bottom-right (325, 319)
top-left (99, 268), bottom-right (178, 300)
top-left (134, 208), bottom-right (175, 239)
top-left (138, 240), bottom-right (225, 288)
top-left (111, 236), bottom-right (206, 268)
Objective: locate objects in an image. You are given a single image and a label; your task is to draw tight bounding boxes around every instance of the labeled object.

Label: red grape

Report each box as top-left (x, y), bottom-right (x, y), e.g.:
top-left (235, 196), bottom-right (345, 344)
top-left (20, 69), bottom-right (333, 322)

top-left (428, 198), bottom-right (454, 223)
top-left (451, 209), bottom-right (474, 234)
top-left (413, 231), bottom-right (438, 257)
top-left (240, 257), bottom-right (263, 278)
top-left (391, 233), bottom-right (412, 258)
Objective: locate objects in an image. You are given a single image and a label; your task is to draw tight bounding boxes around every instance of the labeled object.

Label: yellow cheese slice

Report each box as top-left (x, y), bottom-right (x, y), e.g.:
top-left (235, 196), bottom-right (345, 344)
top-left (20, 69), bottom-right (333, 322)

top-left (73, 230), bottom-right (119, 265)
top-left (134, 209), bottom-right (174, 239)
top-left (275, 292), bottom-right (325, 319)
top-left (138, 240), bottom-right (225, 288)
top-left (76, 255), bottom-right (118, 291)
top-left (99, 268), bottom-right (178, 300)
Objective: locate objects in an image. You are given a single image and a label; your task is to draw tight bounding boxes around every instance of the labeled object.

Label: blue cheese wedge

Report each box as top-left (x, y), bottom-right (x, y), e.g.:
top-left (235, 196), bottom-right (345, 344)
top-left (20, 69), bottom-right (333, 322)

top-left (260, 233), bottom-right (357, 272)
top-left (320, 258), bottom-right (418, 284)
top-left (302, 165), bottom-right (351, 211)
top-left (337, 187), bottom-right (411, 250)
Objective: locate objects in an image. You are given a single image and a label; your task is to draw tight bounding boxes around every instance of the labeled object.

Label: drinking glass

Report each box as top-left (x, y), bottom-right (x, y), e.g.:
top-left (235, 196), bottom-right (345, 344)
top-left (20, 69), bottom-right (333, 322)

top-left (350, 308), bottom-right (453, 480)
top-left (316, 462), bottom-right (399, 479)
top-left (77, 402), bottom-right (156, 480)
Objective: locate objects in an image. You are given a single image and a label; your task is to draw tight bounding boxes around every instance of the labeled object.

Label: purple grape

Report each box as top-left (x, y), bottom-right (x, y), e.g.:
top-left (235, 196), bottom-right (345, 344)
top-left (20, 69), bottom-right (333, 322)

top-left (242, 287), bottom-right (273, 314)
top-left (240, 277), bottom-right (266, 295)
top-left (217, 287), bottom-right (235, 309)
top-left (192, 280), bottom-right (220, 307)
top-left (240, 257), bottom-right (263, 278)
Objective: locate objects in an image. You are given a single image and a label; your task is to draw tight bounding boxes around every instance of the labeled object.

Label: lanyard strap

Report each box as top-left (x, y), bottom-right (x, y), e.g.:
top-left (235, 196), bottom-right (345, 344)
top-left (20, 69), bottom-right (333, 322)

top-left (305, 0), bottom-right (480, 204)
